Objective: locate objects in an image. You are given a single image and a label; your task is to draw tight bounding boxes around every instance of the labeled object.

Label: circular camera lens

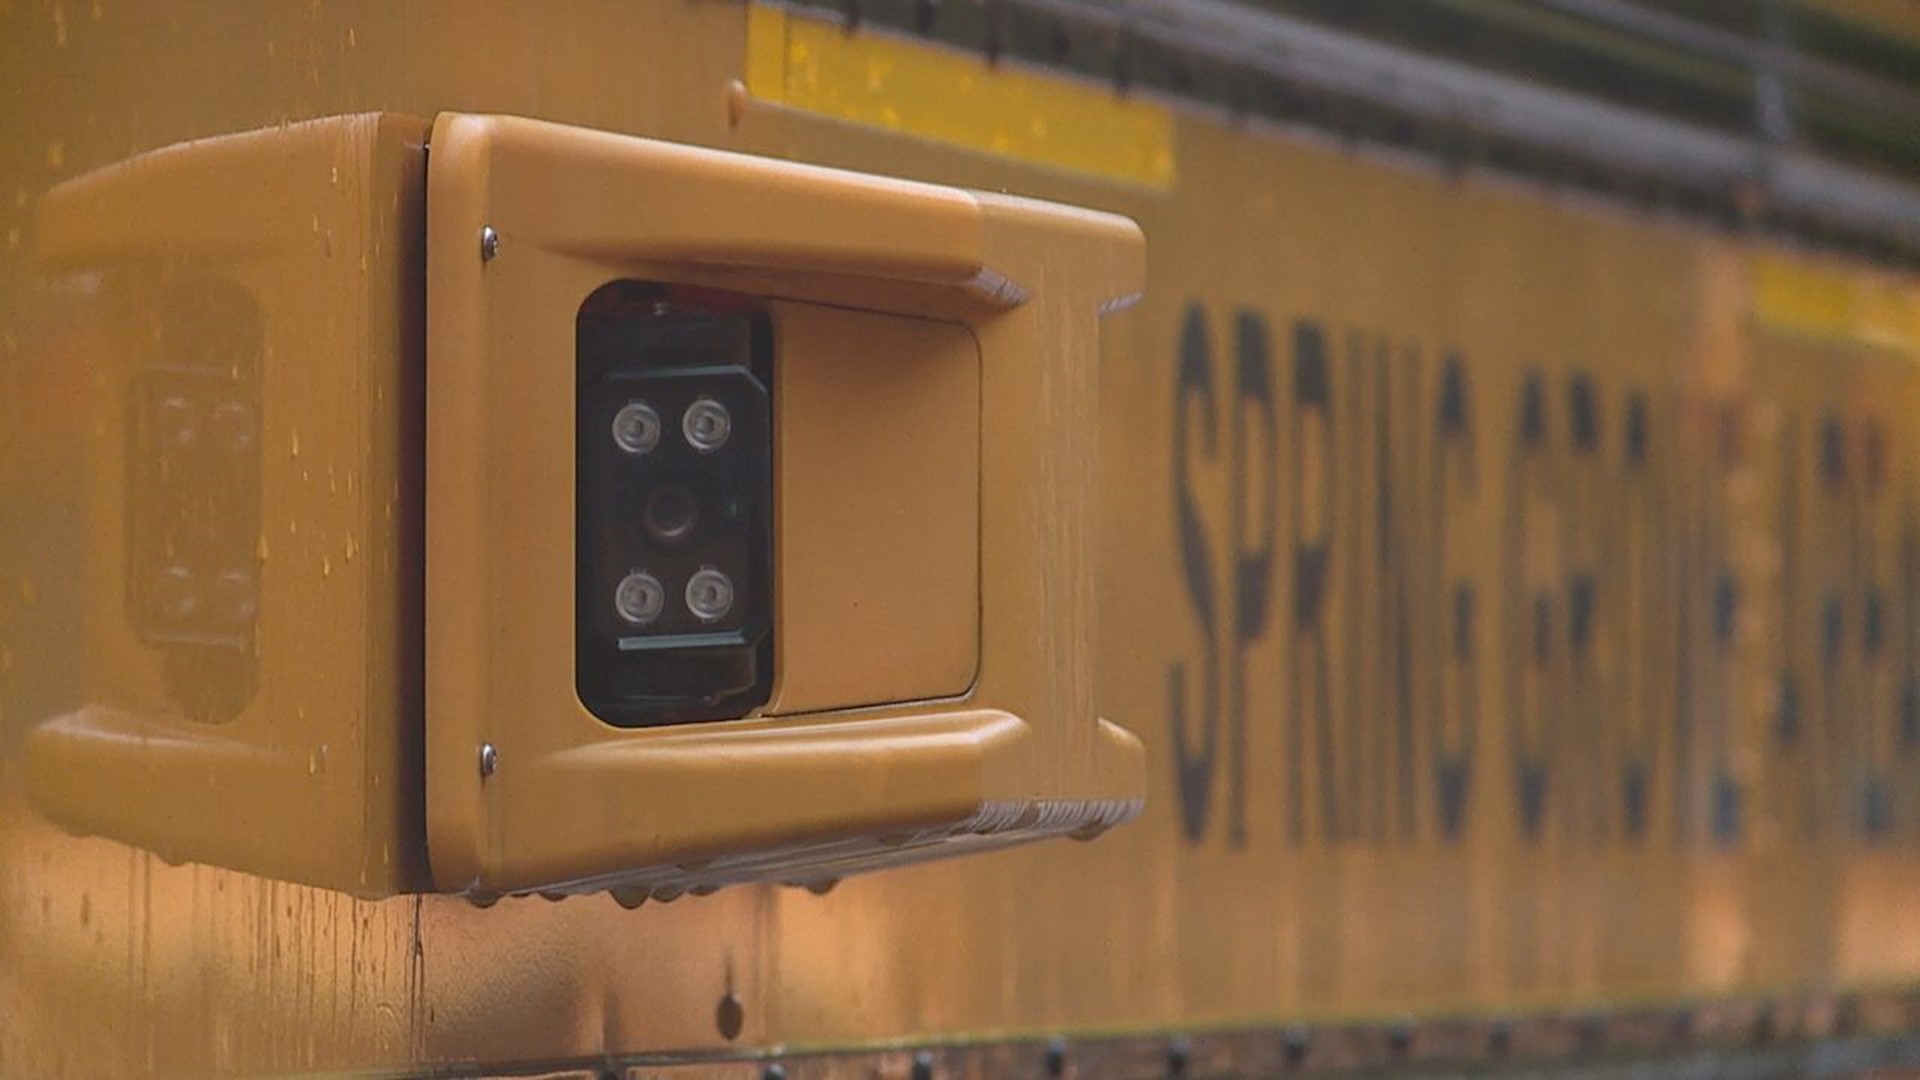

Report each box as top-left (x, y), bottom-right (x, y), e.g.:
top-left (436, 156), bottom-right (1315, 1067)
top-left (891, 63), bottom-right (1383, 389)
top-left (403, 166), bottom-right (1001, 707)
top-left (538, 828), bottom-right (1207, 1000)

top-left (685, 567), bottom-right (735, 622)
top-left (682, 398), bottom-right (732, 453)
top-left (614, 570), bottom-right (666, 626)
top-left (643, 485), bottom-right (699, 543)
top-left (611, 401), bottom-right (662, 455)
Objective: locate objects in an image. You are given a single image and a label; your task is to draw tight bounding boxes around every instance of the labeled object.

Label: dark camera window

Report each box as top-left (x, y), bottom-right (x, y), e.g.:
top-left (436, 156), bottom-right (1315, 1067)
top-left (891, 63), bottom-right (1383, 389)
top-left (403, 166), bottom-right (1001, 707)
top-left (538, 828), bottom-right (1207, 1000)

top-left (574, 281), bottom-right (774, 727)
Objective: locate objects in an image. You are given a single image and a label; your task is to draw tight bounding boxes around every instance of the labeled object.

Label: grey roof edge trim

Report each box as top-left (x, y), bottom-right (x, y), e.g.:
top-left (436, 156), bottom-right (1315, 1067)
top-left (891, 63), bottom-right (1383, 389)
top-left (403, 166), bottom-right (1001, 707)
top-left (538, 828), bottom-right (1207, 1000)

top-left (1012, 0), bottom-right (1920, 249)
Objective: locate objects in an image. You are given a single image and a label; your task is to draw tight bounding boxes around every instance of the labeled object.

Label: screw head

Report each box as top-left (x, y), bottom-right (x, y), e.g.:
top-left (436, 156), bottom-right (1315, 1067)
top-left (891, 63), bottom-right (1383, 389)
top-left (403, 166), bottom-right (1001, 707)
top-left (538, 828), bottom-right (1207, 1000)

top-left (685, 567), bottom-right (734, 622)
top-left (682, 397), bottom-right (732, 452)
top-left (611, 401), bottom-right (662, 455)
top-left (479, 225), bottom-right (499, 262)
top-left (478, 742), bottom-right (498, 778)
top-left (615, 570), bottom-right (666, 625)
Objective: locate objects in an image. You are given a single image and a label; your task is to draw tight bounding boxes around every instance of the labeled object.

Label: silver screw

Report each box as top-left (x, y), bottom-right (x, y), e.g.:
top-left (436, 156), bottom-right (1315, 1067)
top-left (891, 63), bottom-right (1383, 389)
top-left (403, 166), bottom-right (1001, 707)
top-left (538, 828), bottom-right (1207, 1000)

top-left (479, 742), bottom-right (498, 778)
top-left (611, 401), bottom-right (662, 455)
top-left (682, 398), bottom-right (732, 452)
top-left (685, 567), bottom-right (734, 622)
top-left (479, 225), bottom-right (499, 262)
top-left (615, 570), bottom-right (666, 625)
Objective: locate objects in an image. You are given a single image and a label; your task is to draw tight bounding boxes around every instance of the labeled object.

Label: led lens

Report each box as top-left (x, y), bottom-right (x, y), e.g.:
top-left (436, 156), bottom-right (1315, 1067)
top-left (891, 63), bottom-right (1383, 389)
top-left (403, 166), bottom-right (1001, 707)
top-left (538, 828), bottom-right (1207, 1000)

top-left (611, 401), bottom-right (662, 455)
top-left (614, 570), bottom-right (666, 625)
top-left (685, 568), bottom-right (734, 622)
top-left (682, 398), bottom-right (732, 452)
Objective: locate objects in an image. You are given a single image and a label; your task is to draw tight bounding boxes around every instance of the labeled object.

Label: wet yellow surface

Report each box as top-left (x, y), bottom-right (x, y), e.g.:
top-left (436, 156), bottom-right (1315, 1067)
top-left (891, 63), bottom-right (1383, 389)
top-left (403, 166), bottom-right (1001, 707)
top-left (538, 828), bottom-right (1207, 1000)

top-left (1, 2), bottom-right (1918, 1076)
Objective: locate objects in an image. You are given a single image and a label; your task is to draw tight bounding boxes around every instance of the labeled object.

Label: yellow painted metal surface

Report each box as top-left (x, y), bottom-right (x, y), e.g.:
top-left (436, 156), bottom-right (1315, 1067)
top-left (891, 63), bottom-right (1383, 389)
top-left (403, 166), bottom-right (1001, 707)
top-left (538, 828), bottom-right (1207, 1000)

top-left (744, 4), bottom-right (1176, 188)
top-left (0, 2), bottom-right (1917, 1078)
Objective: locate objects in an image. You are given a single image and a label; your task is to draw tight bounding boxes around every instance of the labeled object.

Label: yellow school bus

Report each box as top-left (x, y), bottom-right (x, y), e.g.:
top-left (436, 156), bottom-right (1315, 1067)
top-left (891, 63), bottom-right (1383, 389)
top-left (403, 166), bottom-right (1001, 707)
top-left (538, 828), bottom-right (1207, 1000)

top-left (3, 2), bottom-right (1920, 1077)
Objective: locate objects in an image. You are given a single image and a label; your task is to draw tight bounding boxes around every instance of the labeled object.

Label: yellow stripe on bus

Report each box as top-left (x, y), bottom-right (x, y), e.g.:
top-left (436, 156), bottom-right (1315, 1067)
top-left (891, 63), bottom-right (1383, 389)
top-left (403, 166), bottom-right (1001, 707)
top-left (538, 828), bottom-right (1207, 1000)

top-left (745, 3), bottom-right (1176, 188)
top-left (1752, 252), bottom-right (1920, 352)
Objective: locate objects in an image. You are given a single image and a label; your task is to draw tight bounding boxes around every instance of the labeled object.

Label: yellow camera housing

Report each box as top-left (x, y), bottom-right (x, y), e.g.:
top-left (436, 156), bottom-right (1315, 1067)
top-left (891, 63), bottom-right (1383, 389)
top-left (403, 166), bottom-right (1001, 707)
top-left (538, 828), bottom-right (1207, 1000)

top-left (426, 114), bottom-right (1146, 900)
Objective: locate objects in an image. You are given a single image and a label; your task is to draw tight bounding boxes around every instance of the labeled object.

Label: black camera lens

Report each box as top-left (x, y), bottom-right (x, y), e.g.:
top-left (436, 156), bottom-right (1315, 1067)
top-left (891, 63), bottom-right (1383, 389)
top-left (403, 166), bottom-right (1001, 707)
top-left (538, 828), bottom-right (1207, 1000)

top-left (642, 484), bottom-right (700, 543)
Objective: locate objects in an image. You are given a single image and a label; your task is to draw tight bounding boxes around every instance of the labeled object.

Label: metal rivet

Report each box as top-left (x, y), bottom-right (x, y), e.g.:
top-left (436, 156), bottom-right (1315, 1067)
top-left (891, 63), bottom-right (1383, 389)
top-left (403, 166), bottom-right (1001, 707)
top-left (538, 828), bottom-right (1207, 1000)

top-left (762, 1065), bottom-right (786, 1080)
top-left (1044, 1037), bottom-right (1067, 1077)
top-left (1282, 1025), bottom-right (1311, 1067)
top-left (479, 742), bottom-right (498, 778)
top-left (716, 992), bottom-right (745, 1041)
top-left (725, 79), bottom-right (750, 127)
top-left (1577, 1015), bottom-right (1606, 1054)
top-left (1167, 1037), bottom-right (1190, 1077)
top-left (1486, 1020), bottom-right (1512, 1058)
top-left (911, 1050), bottom-right (935, 1080)
top-left (479, 225), bottom-right (499, 262)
